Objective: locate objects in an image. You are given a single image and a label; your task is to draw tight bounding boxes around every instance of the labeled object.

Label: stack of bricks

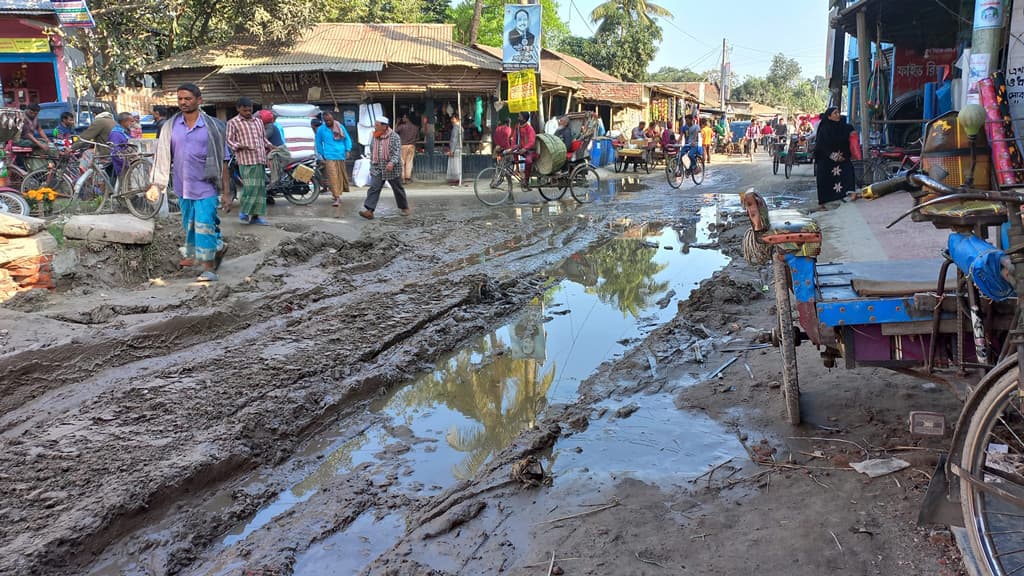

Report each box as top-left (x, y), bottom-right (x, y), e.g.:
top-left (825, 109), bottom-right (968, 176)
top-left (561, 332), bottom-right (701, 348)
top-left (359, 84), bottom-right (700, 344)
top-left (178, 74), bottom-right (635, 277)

top-left (0, 212), bottom-right (57, 301)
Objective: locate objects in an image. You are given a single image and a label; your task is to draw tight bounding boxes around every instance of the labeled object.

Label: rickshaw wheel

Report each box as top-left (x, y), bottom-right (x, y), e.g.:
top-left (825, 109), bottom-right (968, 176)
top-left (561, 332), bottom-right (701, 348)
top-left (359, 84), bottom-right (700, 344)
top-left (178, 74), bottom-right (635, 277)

top-left (773, 255), bottom-right (801, 425)
top-left (959, 365), bottom-right (1024, 575)
top-left (772, 155), bottom-right (780, 175)
top-left (784, 161), bottom-right (792, 179)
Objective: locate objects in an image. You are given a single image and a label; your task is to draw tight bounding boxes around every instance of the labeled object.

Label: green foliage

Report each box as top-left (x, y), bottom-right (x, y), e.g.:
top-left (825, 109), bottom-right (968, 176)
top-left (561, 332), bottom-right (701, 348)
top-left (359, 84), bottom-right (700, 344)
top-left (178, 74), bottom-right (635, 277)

top-left (559, 12), bottom-right (659, 82)
top-left (450, 0), bottom-right (569, 49)
top-left (325, 0), bottom-right (427, 23)
top-left (420, 0), bottom-right (451, 23)
top-left (729, 53), bottom-right (826, 114)
top-left (649, 66), bottom-right (702, 82)
top-left (590, 0), bottom-right (671, 32)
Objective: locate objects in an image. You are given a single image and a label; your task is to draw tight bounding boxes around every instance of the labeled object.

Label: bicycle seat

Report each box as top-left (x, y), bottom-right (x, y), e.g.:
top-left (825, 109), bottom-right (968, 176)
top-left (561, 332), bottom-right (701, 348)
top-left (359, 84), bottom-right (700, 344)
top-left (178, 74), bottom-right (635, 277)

top-left (912, 197), bottom-right (1007, 229)
top-left (741, 190), bottom-right (822, 257)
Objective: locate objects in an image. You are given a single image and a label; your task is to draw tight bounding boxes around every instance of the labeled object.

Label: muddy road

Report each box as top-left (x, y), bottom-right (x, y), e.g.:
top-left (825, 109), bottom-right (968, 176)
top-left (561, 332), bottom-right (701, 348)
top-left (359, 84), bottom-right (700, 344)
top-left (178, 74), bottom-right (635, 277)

top-left (2, 155), bottom-right (961, 575)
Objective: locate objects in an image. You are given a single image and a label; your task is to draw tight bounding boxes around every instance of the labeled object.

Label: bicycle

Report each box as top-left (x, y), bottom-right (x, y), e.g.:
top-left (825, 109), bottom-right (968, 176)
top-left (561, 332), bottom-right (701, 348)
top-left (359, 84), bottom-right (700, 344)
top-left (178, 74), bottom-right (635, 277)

top-left (665, 148), bottom-right (705, 189)
top-left (474, 150), bottom-right (599, 206)
top-left (19, 145), bottom-right (78, 217)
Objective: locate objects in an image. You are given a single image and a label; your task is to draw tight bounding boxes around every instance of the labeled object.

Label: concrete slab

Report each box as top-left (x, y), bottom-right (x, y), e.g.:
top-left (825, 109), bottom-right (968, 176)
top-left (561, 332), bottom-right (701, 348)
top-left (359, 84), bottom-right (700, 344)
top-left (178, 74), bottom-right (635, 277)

top-left (0, 231), bottom-right (57, 264)
top-left (64, 214), bottom-right (155, 245)
top-left (815, 193), bottom-right (949, 262)
top-left (0, 212), bottom-right (45, 237)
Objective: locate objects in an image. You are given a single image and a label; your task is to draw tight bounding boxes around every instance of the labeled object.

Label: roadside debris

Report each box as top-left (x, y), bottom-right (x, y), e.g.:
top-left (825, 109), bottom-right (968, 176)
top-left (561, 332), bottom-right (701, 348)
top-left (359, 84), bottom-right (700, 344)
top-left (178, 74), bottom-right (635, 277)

top-left (850, 458), bottom-right (911, 478)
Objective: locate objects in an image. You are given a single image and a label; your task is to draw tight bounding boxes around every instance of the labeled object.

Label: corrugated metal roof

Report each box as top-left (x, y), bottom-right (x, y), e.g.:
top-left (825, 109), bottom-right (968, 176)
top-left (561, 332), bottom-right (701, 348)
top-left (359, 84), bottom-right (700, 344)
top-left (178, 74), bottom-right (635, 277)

top-left (473, 44), bottom-right (579, 89)
top-left (147, 23), bottom-right (502, 74)
top-left (0, 0), bottom-right (52, 11)
top-left (220, 62), bottom-right (383, 74)
top-left (580, 82), bottom-right (644, 106)
top-left (544, 49), bottom-right (620, 82)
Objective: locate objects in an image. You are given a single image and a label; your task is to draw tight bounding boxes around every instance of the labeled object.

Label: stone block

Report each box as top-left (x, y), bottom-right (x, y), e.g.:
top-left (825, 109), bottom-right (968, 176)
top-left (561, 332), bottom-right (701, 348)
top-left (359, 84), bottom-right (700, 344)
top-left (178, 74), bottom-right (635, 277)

top-left (0, 212), bottom-right (46, 237)
top-left (64, 214), bottom-right (155, 245)
top-left (0, 231), bottom-right (58, 265)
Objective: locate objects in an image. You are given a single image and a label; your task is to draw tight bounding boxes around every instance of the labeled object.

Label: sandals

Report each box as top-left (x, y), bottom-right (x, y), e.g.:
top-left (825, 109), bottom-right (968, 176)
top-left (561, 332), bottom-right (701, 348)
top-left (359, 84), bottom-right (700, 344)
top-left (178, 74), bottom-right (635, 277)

top-left (214, 244), bottom-right (228, 271)
top-left (331, 198), bottom-right (341, 207)
top-left (196, 270), bottom-right (218, 282)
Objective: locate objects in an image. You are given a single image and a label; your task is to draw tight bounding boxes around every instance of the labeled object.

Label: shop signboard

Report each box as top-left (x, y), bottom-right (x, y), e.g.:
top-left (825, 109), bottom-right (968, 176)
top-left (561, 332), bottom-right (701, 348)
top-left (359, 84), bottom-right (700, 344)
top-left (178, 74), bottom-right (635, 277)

top-left (892, 47), bottom-right (958, 99)
top-left (502, 4), bottom-right (541, 72)
top-left (507, 70), bottom-right (538, 113)
top-left (0, 39), bottom-right (51, 54)
top-left (51, 0), bottom-right (96, 29)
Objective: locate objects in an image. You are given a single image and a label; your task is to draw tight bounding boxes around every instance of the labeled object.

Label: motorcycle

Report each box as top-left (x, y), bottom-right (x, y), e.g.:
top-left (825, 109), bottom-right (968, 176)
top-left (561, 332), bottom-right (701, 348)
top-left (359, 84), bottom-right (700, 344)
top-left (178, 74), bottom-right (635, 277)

top-left (228, 156), bottom-right (325, 206)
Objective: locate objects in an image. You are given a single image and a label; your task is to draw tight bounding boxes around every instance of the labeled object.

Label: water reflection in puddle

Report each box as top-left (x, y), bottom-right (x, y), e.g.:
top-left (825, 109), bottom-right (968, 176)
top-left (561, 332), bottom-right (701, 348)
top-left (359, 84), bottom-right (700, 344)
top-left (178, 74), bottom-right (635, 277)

top-left (221, 204), bottom-right (732, 563)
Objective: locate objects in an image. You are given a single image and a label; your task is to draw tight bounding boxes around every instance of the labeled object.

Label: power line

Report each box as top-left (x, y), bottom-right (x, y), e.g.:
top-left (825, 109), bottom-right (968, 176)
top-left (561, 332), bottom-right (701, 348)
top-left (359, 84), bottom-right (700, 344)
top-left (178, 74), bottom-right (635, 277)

top-left (569, 0), bottom-right (594, 35)
top-left (663, 18), bottom-right (712, 48)
top-left (683, 47), bottom-right (719, 71)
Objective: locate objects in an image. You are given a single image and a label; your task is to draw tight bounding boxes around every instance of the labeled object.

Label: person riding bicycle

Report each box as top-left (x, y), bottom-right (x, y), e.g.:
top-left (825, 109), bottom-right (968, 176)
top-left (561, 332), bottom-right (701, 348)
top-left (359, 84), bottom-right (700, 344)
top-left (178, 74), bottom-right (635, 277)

top-left (676, 114), bottom-right (701, 171)
top-left (510, 112), bottom-right (537, 189)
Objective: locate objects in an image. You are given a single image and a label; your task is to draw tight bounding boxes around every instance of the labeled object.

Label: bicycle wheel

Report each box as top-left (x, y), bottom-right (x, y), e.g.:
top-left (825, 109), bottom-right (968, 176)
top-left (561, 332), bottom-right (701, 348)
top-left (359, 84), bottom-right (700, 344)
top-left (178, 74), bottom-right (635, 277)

top-left (0, 188), bottom-right (29, 216)
top-left (773, 256), bottom-right (801, 425)
top-left (666, 157), bottom-right (684, 189)
top-left (784, 159), bottom-right (792, 179)
top-left (538, 175), bottom-right (567, 201)
top-left (772, 154), bottom-right (780, 175)
top-left (120, 158), bottom-right (162, 219)
top-left (569, 165), bottom-right (599, 203)
top-left (75, 169), bottom-right (115, 213)
top-left (691, 156), bottom-right (705, 185)
top-left (474, 166), bottom-right (511, 206)
top-left (21, 168), bottom-right (74, 216)
top-left (959, 365), bottom-right (1024, 575)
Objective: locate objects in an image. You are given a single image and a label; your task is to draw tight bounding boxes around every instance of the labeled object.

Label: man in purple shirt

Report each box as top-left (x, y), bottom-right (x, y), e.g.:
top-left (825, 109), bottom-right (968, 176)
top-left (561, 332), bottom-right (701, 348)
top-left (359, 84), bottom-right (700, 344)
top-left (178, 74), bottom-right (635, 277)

top-left (146, 83), bottom-right (229, 282)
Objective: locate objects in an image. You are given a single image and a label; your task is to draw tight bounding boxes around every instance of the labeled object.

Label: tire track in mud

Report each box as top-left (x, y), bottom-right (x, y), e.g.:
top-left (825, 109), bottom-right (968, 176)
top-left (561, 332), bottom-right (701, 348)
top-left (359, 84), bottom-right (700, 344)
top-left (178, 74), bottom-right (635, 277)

top-left (1, 207), bottom-right (610, 575)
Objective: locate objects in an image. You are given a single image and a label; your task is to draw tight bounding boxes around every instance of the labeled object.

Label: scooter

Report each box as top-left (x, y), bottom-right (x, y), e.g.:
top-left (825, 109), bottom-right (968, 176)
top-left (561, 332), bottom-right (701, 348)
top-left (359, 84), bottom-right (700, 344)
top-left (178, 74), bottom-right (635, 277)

top-left (228, 157), bottom-right (324, 206)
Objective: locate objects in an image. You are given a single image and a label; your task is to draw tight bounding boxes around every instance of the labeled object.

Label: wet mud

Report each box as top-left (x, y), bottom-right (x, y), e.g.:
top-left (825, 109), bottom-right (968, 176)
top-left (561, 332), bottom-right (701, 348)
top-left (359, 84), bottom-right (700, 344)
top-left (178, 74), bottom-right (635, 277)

top-left (4, 160), bottom-right (964, 575)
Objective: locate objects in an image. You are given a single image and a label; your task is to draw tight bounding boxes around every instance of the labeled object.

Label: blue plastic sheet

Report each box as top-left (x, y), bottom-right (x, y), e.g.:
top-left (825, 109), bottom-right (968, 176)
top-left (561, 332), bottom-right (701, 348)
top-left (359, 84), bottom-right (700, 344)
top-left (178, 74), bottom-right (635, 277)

top-left (947, 232), bottom-right (1015, 301)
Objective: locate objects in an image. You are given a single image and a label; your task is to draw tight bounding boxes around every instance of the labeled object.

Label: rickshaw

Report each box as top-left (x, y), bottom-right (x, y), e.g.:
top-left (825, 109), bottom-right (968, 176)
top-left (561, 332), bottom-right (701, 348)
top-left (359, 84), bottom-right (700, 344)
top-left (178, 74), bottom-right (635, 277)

top-left (741, 106), bottom-right (1024, 576)
top-left (772, 133), bottom-right (815, 178)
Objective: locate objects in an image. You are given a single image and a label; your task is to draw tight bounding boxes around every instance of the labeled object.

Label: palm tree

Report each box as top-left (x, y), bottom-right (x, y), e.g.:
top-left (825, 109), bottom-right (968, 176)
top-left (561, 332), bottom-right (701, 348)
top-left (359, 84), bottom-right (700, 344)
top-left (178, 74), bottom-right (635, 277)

top-left (468, 0), bottom-right (484, 45)
top-left (590, 0), bottom-right (672, 29)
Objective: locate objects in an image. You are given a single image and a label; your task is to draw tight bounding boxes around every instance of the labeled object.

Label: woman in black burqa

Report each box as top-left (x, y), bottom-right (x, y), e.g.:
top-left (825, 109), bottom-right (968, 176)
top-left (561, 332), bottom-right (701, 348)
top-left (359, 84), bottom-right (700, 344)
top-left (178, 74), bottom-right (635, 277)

top-left (814, 106), bottom-right (856, 206)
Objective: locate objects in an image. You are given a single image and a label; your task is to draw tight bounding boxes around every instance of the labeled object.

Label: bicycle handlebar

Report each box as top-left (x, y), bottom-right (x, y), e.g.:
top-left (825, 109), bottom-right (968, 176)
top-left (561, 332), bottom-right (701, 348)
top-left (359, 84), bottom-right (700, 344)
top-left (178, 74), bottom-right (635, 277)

top-left (78, 138), bottom-right (111, 149)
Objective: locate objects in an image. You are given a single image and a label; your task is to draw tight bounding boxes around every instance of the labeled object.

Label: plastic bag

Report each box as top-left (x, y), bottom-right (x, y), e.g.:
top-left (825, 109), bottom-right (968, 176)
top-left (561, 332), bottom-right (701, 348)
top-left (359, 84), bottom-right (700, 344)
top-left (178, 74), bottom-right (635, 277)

top-left (352, 157), bottom-right (371, 187)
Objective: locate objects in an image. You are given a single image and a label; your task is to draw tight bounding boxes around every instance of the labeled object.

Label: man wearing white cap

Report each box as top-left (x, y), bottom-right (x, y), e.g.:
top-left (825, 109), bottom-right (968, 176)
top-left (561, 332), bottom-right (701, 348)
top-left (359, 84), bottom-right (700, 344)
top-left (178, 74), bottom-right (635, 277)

top-left (359, 116), bottom-right (410, 219)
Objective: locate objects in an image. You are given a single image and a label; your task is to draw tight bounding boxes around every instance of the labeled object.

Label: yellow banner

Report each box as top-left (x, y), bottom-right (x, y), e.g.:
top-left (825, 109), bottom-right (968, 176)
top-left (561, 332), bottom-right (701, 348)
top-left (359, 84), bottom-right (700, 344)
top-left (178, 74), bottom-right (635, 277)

top-left (507, 70), bottom-right (538, 113)
top-left (0, 38), bottom-right (51, 53)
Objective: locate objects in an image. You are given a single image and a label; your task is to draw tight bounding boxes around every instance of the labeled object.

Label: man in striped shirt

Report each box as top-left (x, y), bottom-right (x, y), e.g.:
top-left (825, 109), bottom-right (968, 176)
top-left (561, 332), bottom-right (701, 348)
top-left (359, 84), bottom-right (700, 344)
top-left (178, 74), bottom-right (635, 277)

top-left (226, 97), bottom-right (274, 225)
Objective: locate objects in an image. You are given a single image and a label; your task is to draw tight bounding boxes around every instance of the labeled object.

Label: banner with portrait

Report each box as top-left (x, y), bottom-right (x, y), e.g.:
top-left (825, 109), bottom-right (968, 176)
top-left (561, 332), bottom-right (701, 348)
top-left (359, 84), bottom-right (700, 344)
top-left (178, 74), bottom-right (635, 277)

top-left (503, 4), bottom-right (541, 72)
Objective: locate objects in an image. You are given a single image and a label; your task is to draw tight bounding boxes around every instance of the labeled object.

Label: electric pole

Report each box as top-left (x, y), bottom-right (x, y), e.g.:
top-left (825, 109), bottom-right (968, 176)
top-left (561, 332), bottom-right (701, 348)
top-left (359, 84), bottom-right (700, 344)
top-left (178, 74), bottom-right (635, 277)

top-left (720, 38), bottom-right (728, 122)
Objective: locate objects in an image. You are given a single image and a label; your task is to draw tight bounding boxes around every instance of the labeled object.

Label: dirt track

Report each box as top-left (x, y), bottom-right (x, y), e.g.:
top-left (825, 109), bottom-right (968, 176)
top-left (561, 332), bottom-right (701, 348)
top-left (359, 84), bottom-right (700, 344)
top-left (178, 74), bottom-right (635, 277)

top-left (2, 155), bottom-right (964, 575)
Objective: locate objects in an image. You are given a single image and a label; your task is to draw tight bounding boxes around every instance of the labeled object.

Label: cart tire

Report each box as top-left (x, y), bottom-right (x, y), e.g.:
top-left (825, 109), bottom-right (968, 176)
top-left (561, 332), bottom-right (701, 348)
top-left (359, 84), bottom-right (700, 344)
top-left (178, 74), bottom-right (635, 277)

top-left (772, 155), bottom-right (779, 175)
top-left (784, 160), bottom-right (792, 179)
top-left (958, 363), bottom-right (1024, 575)
top-left (569, 165), bottom-right (599, 203)
top-left (614, 156), bottom-right (624, 173)
top-left (538, 179), bottom-right (566, 202)
top-left (773, 256), bottom-right (801, 425)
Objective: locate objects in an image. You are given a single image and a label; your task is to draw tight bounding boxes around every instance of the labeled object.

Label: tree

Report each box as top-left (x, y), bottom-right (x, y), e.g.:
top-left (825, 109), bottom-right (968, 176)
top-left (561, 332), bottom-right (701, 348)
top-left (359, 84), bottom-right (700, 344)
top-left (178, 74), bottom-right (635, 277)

top-left (590, 0), bottom-right (671, 32)
top-left (421, 0), bottom-right (450, 23)
top-left (468, 0), bottom-right (484, 45)
top-left (560, 12), bottom-right (658, 82)
top-left (649, 66), bottom-right (702, 82)
top-left (326, 0), bottom-right (427, 23)
top-left (767, 53), bottom-right (802, 89)
top-left (732, 76), bottom-right (773, 103)
top-left (450, 0), bottom-right (568, 49)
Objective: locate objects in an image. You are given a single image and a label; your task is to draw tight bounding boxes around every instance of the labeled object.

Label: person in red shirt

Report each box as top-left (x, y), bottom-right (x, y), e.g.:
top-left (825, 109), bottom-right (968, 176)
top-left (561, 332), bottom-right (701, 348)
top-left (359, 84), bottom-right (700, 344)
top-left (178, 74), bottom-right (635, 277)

top-left (512, 112), bottom-right (537, 189)
top-left (494, 117), bottom-right (513, 153)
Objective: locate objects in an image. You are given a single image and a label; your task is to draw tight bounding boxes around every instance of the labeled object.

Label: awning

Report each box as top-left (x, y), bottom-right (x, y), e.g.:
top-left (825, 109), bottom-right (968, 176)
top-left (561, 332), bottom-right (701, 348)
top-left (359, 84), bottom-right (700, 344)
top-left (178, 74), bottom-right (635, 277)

top-left (218, 62), bottom-right (384, 74)
top-left (836, 0), bottom-right (964, 49)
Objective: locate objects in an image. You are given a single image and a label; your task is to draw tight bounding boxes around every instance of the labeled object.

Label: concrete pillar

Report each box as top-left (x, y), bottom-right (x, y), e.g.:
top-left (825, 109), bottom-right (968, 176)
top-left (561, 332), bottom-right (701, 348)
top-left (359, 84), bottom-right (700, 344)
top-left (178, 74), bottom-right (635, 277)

top-left (856, 9), bottom-right (871, 160)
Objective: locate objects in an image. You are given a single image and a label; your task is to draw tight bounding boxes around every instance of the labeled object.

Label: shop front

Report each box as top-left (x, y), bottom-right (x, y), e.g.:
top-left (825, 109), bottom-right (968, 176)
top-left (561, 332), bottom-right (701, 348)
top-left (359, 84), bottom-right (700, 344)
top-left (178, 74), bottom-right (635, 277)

top-left (0, 11), bottom-right (69, 107)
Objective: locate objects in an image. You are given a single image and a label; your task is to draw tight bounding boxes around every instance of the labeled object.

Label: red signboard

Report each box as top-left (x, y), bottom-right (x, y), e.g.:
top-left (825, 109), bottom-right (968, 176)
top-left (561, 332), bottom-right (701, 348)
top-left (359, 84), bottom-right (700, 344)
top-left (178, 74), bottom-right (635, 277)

top-left (892, 47), bottom-right (958, 98)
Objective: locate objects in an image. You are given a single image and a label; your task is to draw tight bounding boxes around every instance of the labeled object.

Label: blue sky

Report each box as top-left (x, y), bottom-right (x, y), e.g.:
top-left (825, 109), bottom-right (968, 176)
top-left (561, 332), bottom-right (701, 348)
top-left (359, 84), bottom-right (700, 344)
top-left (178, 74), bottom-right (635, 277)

top-left (560, 0), bottom-right (830, 80)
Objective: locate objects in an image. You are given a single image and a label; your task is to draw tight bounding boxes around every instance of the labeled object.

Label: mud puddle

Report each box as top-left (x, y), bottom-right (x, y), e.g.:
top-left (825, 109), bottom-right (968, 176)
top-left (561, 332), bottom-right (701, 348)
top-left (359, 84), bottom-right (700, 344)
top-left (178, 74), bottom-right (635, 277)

top-left (292, 511), bottom-right (405, 576)
top-left (209, 206), bottom-right (732, 569)
top-left (552, 394), bottom-right (748, 487)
